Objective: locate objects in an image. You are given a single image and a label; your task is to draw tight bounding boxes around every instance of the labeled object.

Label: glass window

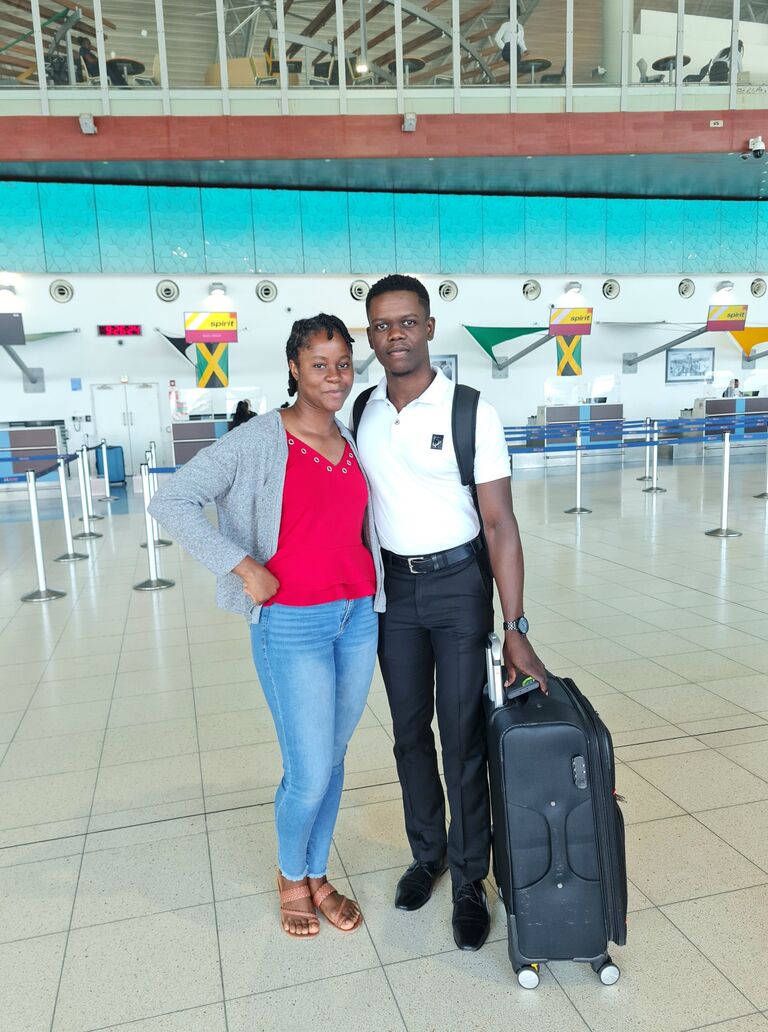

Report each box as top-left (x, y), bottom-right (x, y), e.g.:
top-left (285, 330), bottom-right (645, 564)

top-left (100, 1), bottom-right (161, 89)
top-left (224, 1), bottom-right (277, 88)
top-left (0, 0), bottom-right (43, 88)
top-left (517, 0), bottom-right (565, 88)
top-left (574, 0), bottom-right (622, 86)
top-left (458, 0), bottom-right (502, 88)
top-left (683, 1), bottom-right (738, 88)
top-left (738, 0), bottom-right (766, 96)
top-left (340, 0), bottom-right (396, 89)
top-left (632, 0), bottom-right (678, 87)
top-left (159, 0), bottom-right (221, 88)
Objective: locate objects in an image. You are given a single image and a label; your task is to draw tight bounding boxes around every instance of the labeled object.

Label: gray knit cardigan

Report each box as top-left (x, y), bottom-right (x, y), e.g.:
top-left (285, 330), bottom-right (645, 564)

top-left (148, 409), bottom-right (386, 622)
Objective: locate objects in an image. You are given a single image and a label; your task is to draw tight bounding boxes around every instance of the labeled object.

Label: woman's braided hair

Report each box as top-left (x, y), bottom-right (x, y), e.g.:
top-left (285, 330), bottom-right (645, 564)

top-left (285, 314), bottom-right (354, 397)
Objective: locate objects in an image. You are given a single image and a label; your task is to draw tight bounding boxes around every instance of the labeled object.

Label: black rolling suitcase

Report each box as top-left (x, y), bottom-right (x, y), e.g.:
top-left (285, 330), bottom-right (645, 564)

top-left (484, 633), bottom-right (627, 989)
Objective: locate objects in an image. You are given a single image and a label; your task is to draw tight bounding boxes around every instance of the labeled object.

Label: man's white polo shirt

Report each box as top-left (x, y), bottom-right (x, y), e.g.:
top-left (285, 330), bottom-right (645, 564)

top-left (355, 367), bottom-right (511, 555)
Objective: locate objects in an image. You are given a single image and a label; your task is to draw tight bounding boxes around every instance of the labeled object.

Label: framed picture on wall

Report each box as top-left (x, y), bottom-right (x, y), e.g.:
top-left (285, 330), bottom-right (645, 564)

top-left (665, 347), bottom-right (715, 384)
top-left (433, 354), bottom-right (458, 382)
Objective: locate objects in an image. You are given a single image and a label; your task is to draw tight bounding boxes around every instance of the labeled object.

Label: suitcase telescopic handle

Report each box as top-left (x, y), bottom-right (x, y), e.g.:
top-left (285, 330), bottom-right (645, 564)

top-left (486, 633), bottom-right (506, 708)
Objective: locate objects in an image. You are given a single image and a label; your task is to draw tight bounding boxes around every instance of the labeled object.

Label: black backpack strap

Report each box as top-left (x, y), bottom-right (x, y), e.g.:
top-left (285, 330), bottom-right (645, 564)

top-left (451, 384), bottom-right (479, 488)
top-left (351, 386), bottom-right (376, 441)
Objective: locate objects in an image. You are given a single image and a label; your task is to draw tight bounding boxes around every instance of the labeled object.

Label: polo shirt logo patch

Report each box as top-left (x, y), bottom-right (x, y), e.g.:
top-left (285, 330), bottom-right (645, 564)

top-left (430, 434), bottom-right (444, 450)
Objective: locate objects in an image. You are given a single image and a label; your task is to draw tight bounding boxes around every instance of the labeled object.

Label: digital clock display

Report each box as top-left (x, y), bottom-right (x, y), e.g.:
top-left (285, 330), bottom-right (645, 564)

top-left (98, 324), bottom-right (142, 336)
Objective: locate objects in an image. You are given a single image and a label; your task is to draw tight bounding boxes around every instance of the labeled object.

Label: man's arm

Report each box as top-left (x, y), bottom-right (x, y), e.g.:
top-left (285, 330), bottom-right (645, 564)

top-left (476, 477), bottom-right (547, 691)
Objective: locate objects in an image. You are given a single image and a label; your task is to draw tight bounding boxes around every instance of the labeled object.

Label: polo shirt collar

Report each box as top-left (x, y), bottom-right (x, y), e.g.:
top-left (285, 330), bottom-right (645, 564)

top-left (371, 366), bottom-right (453, 406)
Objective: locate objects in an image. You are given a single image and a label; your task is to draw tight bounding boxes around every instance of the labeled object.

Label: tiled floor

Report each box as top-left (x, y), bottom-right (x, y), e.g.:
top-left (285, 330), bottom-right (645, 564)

top-left (1, 454), bottom-right (768, 1031)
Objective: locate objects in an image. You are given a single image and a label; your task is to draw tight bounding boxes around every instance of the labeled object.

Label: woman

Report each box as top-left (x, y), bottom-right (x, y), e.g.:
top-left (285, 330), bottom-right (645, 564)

top-left (228, 398), bottom-right (255, 431)
top-left (149, 314), bottom-right (385, 939)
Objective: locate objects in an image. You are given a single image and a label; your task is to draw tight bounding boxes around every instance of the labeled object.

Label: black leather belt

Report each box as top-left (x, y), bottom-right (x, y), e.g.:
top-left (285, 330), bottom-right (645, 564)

top-left (382, 537), bottom-right (483, 574)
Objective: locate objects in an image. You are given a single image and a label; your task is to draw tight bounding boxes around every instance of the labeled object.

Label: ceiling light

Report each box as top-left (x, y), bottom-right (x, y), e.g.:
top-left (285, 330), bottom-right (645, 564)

top-left (355, 61), bottom-right (368, 74)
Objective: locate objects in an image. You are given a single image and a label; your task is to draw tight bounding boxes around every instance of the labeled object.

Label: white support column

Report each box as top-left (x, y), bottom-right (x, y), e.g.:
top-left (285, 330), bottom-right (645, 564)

top-left (674, 0), bottom-right (684, 110)
top-left (276, 0), bottom-right (291, 116)
top-left (509, 0), bottom-right (517, 113)
top-left (214, 0), bottom-right (230, 114)
top-left (153, 0), bottom-right (171, 114)
top-left (565, 0), bottom-right (574, 112)
top-left (333, 0), bottom-right (348, 115)
top-left (30, 0), bottom-right (49, 113)
top-left (393, 0), bottom-right (405, 115)
top-left (451, 0), bottom-right (461, 113)
top-left (729, 0), bottom-right (740, 111)
top-left (91, 0), bottom-right (111, 115)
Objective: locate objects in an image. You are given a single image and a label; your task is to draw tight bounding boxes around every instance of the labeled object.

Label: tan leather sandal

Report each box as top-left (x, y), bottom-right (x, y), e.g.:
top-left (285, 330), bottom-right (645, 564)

top-left (277, 877), bottom-right (320, 938)
top-left (311, 880), bottom-right (363, 933)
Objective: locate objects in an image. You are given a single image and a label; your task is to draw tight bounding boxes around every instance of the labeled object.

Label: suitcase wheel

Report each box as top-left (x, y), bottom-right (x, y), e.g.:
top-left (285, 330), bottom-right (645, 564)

top-left (517, 964), bottom-right (540, 990)
top-left (597, 961), bottom-right (620, 986)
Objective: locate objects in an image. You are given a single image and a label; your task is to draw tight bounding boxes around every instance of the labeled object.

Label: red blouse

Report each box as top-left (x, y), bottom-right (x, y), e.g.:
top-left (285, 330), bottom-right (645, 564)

top-left (263, 432), bottom-right (377, 607)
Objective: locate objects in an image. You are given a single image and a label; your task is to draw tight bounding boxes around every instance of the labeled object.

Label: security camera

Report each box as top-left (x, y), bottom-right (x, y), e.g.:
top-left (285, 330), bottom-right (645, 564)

top-left (749, 136), bottom-right (765, 158)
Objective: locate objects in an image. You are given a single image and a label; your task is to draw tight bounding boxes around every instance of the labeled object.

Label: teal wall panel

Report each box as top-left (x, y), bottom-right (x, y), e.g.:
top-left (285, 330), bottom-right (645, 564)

top-left (300, 192), bottom-right (350, 273)
top-left (96, 185), bottom-right (153, 274)
top-left (525, 196), bottom-right (566, 273)
top-left (566, 198), bottom-right (607, 274)
top-left (201, 188), bottom-right (256, 274)
top-left (481, 195), bottom-right (525, 273)
top-left (606, 199), bottom-right (645, 274)
top-left (439, 195), bottom-right (483, 274)
top-left (348, 192), bottom-right (396, 272)
top-left (148, 186), bottom-right (205, 274)
top-left (252, 190), bottom-right (304, 274)
top-left (394, 194), bottom-right (441, 273)
top-left (645, 199), bottom-right (684, 273)
top-left (39, 183), bottom-right (100, 272)
top-left (683, 200), bottom-right (721, 274)
top-left (2, 182), bottom-right (768, 278)
top-left (0, 183), bottom-right (45, 272)
top-left (721, 200), bottom-right (757, 271)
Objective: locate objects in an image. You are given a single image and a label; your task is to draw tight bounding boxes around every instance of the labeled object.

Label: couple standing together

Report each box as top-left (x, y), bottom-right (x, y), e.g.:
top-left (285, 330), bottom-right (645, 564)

top-left (150, 274), bottom-right (545, 952)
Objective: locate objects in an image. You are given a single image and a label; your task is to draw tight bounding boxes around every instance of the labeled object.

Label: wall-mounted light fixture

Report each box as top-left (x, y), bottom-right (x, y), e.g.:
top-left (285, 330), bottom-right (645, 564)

top-left (564, 281), bottom-right (582, 294)
top-left (0, 283), bottom-right (16, 295)
top-left (209, 282), bottom-right (227, 296)
top-left (715, 280), bottom-right (734, 293)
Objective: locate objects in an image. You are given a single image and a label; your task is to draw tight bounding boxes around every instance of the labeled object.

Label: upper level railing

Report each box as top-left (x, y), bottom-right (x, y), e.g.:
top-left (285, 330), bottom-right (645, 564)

top-left (1, 0), bottom-right (765, 116)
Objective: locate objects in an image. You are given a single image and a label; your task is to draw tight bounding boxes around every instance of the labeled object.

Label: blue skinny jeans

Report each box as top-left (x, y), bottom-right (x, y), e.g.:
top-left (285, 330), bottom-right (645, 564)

top-left (250, 596), bottom-right (378, 881)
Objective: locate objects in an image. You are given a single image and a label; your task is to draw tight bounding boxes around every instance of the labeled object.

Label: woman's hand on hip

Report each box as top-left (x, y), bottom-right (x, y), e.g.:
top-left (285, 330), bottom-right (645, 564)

top-left (232, 556), bottom-right (280, 604)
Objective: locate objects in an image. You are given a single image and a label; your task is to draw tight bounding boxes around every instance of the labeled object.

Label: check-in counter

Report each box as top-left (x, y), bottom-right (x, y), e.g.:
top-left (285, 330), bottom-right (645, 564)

top-left (693, 396), bottom-right (768, 444)
top-left (0, 421), bottom-right (64, 487)
top-left (171, 419), bottom-right (228, 466)
top-left (535, 403), bottom-right (624, 446)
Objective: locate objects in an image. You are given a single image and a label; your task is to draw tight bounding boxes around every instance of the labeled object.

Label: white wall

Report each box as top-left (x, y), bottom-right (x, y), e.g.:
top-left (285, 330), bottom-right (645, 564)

top-left (1, 273), bottom-right (766, 453)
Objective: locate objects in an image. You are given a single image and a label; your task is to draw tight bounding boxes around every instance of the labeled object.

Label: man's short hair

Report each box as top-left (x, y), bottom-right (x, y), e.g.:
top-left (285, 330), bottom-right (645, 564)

top-left (366, 274), bottom-right (431, 317)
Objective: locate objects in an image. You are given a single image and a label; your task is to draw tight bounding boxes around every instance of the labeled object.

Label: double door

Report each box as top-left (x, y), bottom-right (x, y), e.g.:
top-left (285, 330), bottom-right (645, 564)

top-left (91, 382), bottom-right (164, 477)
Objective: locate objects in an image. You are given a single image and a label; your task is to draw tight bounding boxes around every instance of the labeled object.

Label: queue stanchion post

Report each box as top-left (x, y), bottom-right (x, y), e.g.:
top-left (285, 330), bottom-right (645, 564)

top-left (637, 416), bottom-right (652, 481)
top-left (134, 462), bottom-right (175, 591)
top-left (140, 447), bottom-right (171, 549)
top-left (21, 470), bottom-right (66, 603)
top-left (150, 442), bottom-right (171, 547)
top-left (755, 435), bottom-right (768, 500)
top-left (564, 430), bottom-right (592, 515)
top-left (642, 421), bottom-right (666, 494)
top-left (98, 439), bottom-right (117, 502)
top-left (73, 448), bottom-right (102, 541)
top-left (84, 446), bottom-right (104, 521)
top-left (706, 431), bottom-right (742, 538)
top-left (54, 455), bottom-right (88, 562)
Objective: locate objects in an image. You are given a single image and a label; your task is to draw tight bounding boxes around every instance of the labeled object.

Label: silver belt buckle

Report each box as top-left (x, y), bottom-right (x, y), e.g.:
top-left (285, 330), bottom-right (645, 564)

top-left (407, 555), bottom-right (427, 574)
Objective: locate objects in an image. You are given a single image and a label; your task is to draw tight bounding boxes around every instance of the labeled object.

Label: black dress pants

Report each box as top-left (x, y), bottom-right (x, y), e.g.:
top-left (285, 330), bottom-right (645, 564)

top-left (378, 553), bottom-right (494, 887)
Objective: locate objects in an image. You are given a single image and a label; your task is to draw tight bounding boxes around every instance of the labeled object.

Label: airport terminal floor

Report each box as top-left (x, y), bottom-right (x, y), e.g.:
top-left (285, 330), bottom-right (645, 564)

top-left (1, 455), bottom-right (768, 1032)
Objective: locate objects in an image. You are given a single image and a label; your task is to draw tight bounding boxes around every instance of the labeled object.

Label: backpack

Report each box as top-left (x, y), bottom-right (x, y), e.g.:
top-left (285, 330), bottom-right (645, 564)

top-left (351, 383), bottom-right (490, 566)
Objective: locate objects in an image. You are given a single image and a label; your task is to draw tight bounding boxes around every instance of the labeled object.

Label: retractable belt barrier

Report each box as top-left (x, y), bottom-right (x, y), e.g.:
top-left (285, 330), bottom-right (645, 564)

top-left (504, 414), bottom-right (768, 536)
top-left (134, 460), bottom-right (174, 592)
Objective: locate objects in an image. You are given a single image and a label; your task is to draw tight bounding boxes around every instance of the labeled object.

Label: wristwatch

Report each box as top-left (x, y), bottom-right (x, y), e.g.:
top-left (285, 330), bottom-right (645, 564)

top-left (503, 615), bottom-right (529, 635)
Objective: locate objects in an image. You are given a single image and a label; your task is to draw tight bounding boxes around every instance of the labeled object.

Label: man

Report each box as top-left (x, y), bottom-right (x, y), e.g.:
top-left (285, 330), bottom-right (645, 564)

top-left (355, 274), bottom-right (546, 951)
top-left (494, 2), bottom-right (528, 67)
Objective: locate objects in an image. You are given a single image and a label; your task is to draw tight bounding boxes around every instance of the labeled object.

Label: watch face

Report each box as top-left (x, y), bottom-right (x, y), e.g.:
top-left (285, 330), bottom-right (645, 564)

top-left (517, 616), bottom-right (529, 634)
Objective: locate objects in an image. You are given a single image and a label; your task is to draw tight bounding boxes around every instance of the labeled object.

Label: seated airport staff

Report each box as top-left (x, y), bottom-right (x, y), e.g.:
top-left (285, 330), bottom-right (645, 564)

top-left (722, 378), bottom-right (742, 398)
top-left (228, 398), bottom-right (255, 431)
top-left (148, 314), bottom-right (385, 940)
top-left (495, 2), bottom-right (528, 65)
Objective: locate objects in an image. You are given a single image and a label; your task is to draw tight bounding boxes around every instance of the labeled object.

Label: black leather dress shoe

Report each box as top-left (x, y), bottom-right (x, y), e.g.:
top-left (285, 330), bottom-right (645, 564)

top-left (452, 880), bottom-right (490, 951)
top-left (394, 857), bottom-right (448, 911)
